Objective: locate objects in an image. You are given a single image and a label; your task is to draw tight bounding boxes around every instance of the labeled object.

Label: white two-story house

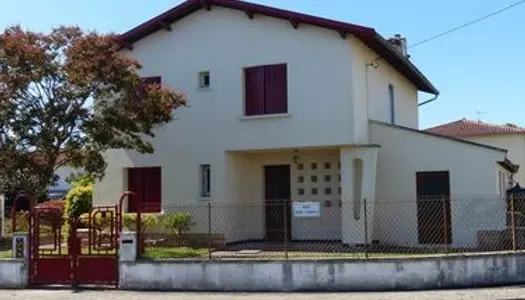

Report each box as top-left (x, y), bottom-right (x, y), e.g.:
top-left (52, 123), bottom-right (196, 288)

top-left (94, 0), bottom-right (517, 249)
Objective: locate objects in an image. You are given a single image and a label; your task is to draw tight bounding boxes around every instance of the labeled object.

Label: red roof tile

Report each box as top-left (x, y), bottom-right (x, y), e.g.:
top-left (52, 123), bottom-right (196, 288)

top-left (117, 0), bottom-right (438, 95)
top-left (425, 119), bottom-right (525, 138)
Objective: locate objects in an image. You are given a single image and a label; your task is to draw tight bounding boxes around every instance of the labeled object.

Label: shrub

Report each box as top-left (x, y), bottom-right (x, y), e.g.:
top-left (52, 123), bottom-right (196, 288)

top-left (64, 184), bottom-right (93, 219)
top-left (7, 211), bottom-right (30, 233)
top-left (160, 212), bottom-right (194, 237)
top-left (78, 212), bottom-right (161, 232)
top-left (122, 213), bottom-right (160, 232)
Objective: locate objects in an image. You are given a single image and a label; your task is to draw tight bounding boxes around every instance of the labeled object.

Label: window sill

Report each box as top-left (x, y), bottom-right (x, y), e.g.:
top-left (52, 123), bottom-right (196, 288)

top-left (238, 113), bottom-right (291, 121)
top-left (197, 197), bottom-right (212, 201)
top-left (197, 87), bottom-right (211, 92)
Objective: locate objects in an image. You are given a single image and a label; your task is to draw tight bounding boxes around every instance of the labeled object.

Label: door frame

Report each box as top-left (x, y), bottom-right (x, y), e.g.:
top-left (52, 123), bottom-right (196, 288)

top-left (263, 164), bottom-right (292, 243)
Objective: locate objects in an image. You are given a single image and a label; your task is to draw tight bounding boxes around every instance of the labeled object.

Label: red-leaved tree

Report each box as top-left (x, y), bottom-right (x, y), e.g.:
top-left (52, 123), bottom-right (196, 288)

top-left (0, 25), bottom-right (186, 202)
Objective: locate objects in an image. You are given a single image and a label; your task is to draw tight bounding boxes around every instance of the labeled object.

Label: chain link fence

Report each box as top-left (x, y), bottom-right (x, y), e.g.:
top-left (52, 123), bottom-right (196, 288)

top-left (135, 196), bottom-right (525, 260)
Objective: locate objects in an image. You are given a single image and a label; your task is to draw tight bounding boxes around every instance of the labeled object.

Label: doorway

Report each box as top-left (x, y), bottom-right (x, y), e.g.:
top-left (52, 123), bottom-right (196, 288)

top-left (264, 165), bottom-right (291, 242)
top-left (416, 171), bottom-right (452, 244)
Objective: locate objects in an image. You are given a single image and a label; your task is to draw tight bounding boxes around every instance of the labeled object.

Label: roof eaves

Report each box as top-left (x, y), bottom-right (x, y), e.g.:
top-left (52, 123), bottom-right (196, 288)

top-left (370, 34), bottom-right (439, 95)
top-left (117, 0), bottom-right (438, 94)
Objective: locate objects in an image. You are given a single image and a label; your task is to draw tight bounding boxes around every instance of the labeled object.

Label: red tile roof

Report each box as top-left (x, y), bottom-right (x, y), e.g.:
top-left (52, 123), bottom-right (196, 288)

top-left (117, 0), bottom-right (438, 95)
top-left (425, 119), bottom-right (525, 138)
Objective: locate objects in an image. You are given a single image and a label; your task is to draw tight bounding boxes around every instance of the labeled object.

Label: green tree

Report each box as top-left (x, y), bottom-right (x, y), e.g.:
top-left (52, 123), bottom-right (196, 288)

top-left (0, 25), bottom-right (185, 202)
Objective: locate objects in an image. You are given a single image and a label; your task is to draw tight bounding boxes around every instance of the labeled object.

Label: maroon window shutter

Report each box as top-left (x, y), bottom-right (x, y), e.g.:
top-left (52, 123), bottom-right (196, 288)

top-left (143, 167), bottom-right (162, 213)
top-left (127, 168), bottom-right (143, 213)
top-left (263, 64), bottom-right (287, 114)
top-left (244, 67), bottom-right (265, 116)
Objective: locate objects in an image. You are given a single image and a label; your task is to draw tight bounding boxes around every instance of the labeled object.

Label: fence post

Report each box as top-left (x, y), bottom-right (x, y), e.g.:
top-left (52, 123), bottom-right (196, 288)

top-left (284, 199), bottom-right (289, 259)
top-left (442, 196), bottom-right (449, 254)
top-left (363, 198), bottom-right (369, 259)
top-left (207, 202), bottom-right (212, 260)
top-left (511, 195), bottom-right (517, 251)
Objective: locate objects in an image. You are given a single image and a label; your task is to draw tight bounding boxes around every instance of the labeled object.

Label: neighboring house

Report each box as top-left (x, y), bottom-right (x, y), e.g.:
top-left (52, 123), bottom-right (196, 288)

top-left (93, 0), bottom-right (517, 249)
top-left (426, 118), bottom-right (525, 187)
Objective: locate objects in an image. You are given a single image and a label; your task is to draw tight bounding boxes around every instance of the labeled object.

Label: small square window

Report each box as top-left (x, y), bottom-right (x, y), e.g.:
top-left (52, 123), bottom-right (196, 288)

top-left (297, 188), bottom-right (304, 195)
top-left (311, 188), bottom-right (318, 195)
top-left (198, 71), bottom-right (210, 89)
top-left (200, 164), bottom-right (211, 198)
top-left (325, 187), bottom-right (332, 195)
top-left (311, 163), bottom-right (317, 170)
top-left (324, 175), bottom-right (331, 182)
top-left (298, 176), bottom-right (304, 183)
top-left (297, 163), bottom-right (304, 170)
top-left (324, 162), bottom-right (331, 170)
top-left (311, 175), bottom-right (318, 183)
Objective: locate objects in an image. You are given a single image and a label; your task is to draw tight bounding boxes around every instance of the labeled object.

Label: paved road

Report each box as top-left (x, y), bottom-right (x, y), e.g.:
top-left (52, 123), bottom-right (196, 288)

top-left (1, 287), bottom-right (525, 300)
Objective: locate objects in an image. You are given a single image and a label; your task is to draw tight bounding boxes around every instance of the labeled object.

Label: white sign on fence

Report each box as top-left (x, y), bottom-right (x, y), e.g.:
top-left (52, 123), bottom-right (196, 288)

top-left (292, 202), bottom-right (321, 218)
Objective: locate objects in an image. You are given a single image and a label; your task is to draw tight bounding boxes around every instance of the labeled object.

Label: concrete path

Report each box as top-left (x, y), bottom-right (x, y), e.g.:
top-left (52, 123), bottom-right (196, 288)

top-left (1, 286), bottom-right (524, 300)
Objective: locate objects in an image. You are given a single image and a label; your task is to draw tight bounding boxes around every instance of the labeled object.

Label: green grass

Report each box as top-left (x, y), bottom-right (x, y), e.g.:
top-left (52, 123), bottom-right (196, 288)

top-left (0, 249), bottom-right (11, 259)
top-left (142, 247), bottom-right (209, 259)
top-left (1, 246), bottom-right (516, 260)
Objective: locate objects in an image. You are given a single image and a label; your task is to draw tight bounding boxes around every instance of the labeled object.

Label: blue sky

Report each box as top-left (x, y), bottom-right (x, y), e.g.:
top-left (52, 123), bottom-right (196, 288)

top-left (2, 0), bottom-right (524, 129)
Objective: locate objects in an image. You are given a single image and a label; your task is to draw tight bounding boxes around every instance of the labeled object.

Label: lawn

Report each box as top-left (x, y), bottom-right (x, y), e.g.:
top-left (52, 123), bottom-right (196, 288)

top-left (0, 247), bottom-right (209, 259)
top-left (0, 246), bottom-right (489, 260)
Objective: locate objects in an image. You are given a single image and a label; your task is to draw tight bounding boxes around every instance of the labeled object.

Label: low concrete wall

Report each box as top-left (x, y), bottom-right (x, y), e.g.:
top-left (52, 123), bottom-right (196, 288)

top-left (119, 254), bottom-right (525, 292)
top-left (0, 259), bottom-right (27, 288)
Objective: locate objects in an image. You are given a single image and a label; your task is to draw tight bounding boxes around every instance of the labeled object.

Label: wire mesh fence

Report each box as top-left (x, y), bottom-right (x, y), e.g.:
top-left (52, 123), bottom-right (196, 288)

top-left (2, 196), bottom-right (524, 260)
top-left (135, 196), bottom-right (525, 260)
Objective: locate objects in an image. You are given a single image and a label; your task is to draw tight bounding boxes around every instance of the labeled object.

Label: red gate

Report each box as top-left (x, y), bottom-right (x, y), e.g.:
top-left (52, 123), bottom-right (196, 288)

top-left (29, 205), bottom-right (120, 286)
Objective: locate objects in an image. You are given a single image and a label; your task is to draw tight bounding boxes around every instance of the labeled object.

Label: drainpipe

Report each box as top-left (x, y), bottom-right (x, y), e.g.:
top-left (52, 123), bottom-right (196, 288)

top-left (418, 93), bottom-right (439, 107)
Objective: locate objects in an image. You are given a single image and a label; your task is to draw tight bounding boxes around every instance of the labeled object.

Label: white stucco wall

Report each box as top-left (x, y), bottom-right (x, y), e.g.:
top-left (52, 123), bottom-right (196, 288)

top-left (95, 6), bottom-right (418, 210)
top-left (119, 254), bottom-right (525, 291)
top-left (350, 38), bottom-right (419, 143)
top-left (224, 149), bottom-right (341, 242)
top-left (370, 121), bottom-right (508, 248)
top-left (463, 134), bottom-right (525, 185)
top-left (96, 6), bottom-right (358, 207)
top-left (0, 260), bottom-right (27, 288)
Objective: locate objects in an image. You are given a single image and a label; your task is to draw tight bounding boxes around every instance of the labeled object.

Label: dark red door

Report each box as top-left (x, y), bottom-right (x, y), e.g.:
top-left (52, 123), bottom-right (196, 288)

top-left (264, 165), bottom-right (291, 242)
top-left (127, 167), bottom-right (162, 213)
top-left (416, 171), bottom-right (452, 244)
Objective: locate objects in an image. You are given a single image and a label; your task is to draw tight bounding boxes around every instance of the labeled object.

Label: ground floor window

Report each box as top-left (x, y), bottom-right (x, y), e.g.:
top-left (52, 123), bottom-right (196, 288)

top-left (200, 164), bottom-right (211, 198)
top-left (127, 167), bottom-right (162, 213)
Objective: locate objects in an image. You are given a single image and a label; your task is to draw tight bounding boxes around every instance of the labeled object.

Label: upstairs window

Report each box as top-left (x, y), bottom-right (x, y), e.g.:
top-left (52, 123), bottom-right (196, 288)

top-left (388, 84), bottom-right (395, 124)
top-left (198, 71), bottom-right (210, 89)
top-left (200, 164), bottom-right (211, 198)
top-left (244, 64), bottom-right (287, 116)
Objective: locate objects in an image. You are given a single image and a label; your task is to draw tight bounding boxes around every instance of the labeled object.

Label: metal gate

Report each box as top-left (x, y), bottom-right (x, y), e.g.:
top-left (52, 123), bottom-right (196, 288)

top-left (29, 205), bottom-right (120, 286)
